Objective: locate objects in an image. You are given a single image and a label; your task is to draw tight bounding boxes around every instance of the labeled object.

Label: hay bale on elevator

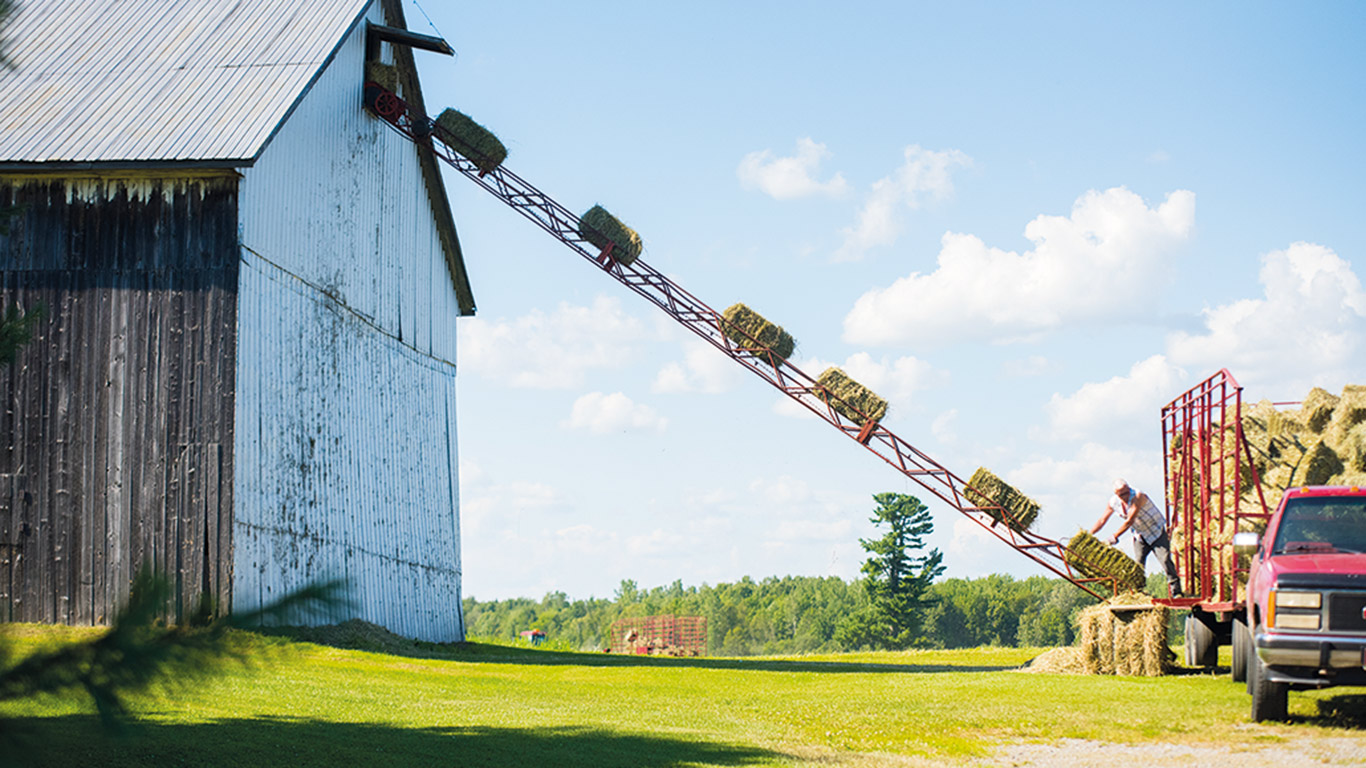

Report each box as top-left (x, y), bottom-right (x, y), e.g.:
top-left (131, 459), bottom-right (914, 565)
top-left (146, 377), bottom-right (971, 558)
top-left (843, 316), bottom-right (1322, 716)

top-left (435, 108), bottom-right (508, 174)
top-left (578, 205), bottom-right (643, 266)
top-left (963, 467), bottom-right (1039, 532)
top-left (1065, 529), bottom-right (1146, 593)
top-left (814, 367), bottom-right (888, 425)
top-left (365, 61), bottom-right (399, 93)
top-left (720, 303), bottom-right (795, 361)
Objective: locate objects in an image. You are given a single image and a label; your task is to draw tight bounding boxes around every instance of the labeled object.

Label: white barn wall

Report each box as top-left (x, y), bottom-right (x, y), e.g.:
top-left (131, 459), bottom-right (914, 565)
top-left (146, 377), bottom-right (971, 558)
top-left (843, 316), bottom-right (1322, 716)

top-left (235, 2), bottom-right (463, 641)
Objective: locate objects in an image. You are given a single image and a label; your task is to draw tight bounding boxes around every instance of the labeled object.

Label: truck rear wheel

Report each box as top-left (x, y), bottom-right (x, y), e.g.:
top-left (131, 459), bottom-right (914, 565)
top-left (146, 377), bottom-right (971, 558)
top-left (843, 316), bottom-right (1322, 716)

top-left (1249, 646), bottom-right (1289, 722)
top-left (1184, 614), bottom-right (1217, 668)
top-left (1231, 616), bottom-right (1249, 683)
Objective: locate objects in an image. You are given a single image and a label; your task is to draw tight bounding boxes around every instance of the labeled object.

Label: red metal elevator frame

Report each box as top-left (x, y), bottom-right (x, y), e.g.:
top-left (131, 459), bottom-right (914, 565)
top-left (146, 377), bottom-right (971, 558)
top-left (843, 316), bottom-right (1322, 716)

top-left (366, 83), bottom-right (1132, 600)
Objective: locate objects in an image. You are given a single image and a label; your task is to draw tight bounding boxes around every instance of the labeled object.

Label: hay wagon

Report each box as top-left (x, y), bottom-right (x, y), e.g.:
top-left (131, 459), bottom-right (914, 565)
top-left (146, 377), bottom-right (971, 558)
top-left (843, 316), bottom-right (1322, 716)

top-left (1161, 369), bottom-right (1366, 720)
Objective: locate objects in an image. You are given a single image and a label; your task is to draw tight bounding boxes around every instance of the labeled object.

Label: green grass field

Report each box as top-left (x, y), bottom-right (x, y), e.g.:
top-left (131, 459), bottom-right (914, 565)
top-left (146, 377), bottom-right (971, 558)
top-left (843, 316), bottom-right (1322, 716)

top-left (2, 626), bottom-right (1364, 767)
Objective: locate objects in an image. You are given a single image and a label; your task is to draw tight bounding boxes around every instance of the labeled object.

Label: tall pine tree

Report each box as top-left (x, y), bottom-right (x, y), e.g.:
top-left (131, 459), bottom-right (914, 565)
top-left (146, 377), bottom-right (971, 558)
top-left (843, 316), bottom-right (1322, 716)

top-left (843, 492), bottom-right (945, 649)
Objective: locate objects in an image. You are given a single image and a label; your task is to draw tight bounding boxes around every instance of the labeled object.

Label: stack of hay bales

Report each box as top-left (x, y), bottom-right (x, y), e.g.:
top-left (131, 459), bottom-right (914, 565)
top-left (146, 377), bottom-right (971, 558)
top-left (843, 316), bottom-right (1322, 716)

top-left (963, 467), bottom-right (1039, 532)
top-left (720, 303), bottom-right (795, 361)
top-left (1077, 593), bottom-right (1174, 676)
top-left (435, 108), bottom-right (508, 175)
top-left (814, 367), bottom-right (888, 425)
top-left (1065, 529), bottom-right (1147, 593)
top-left (578, 205), bottom-right (643, 266)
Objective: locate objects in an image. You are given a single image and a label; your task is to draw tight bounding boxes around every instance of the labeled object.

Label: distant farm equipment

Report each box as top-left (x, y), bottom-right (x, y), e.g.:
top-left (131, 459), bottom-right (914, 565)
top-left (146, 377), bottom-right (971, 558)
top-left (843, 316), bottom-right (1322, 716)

top-left (609, 615), bottom-right (707, 656)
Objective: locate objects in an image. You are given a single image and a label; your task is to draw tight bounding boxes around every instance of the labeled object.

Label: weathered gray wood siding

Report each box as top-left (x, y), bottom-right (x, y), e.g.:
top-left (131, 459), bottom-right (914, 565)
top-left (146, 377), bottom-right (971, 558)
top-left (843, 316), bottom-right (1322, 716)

top-left (0, 175), bottom-right (238, 624)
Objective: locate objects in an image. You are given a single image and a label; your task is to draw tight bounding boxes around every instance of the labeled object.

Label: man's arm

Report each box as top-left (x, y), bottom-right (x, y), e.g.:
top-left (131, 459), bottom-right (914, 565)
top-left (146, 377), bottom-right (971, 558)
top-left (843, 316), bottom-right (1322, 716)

top-left (1108, 496), bottom-right (1144, 544)
top-left (1090, 505), bottom-right (1115, 535)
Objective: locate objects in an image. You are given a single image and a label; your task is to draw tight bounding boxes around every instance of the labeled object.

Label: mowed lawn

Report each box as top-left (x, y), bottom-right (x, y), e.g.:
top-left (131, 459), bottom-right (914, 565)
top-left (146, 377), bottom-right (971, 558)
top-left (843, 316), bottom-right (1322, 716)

top-left (3, 626), bottom-right (1365, 767)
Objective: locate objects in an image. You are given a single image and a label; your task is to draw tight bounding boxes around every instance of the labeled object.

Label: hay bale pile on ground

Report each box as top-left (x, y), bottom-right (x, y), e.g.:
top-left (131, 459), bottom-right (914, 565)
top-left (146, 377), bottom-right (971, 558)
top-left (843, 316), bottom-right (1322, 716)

top-left (578, 205), bottom-right (643, 266)
top-left (365, 61), bottom-right (399, 93)
top-left (435, 108), bottom-right (508, 174)
top-left (1021, 646), bottom-right (1086, 674)
top-left (814, 367), bottom-right (888, 425)
top-left (1065, 529), bottom-right (1146, 593)
top-left (963, 467), bottom-right (1039, 532)
top-left (1077, 593), bottom-right (1174, 676)
top-left (720, 303), bottom-right (795, 361)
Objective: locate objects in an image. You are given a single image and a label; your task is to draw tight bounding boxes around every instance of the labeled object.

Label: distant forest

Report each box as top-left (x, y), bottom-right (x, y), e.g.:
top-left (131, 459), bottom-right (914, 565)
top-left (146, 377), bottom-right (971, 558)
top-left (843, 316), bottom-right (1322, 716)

top-left (462, 573), bottom-right (1170, 656)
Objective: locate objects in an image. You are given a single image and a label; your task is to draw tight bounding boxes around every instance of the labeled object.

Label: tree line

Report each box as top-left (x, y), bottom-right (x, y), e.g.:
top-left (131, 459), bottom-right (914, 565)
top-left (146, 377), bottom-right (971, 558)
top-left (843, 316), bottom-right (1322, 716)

top-left (462, 571), bottom-right (1117, 656)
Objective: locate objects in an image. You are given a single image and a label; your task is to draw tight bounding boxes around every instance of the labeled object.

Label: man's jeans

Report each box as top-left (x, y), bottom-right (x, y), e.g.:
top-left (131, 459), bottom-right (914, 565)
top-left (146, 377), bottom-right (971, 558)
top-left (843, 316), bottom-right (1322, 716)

top-left (1134, 530), bottom-right (1183, 597)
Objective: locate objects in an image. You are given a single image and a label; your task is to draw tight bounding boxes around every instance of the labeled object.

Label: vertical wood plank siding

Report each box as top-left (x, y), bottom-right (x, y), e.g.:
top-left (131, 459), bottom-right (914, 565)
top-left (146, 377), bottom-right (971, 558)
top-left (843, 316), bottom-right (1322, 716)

top-left (234, 5), bottom-right (463, 642)
top-left (0, 176), bottom-right (238, 624)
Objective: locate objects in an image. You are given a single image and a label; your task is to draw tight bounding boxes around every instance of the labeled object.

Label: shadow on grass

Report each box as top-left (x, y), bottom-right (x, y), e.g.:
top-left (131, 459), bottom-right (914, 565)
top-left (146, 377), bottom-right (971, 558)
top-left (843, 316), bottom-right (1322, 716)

top-left (1309, 694), bottom-right (1366, 729)
top-left (448, 644), bottom-right (1018, 674)
top-left (1, 715), bottom-right (779, 768)
top-left (263, 627), bottom-right (1018, 674)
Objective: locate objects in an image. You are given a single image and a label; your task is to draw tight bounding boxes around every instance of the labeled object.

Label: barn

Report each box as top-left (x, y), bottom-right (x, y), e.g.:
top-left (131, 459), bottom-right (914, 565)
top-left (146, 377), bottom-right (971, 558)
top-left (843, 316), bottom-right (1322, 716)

top-left (0, 0), bottom-right (474, 641)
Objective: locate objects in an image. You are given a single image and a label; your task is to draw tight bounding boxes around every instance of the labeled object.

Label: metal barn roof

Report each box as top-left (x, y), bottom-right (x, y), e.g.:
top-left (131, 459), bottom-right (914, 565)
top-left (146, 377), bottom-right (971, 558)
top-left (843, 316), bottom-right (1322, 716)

top-left (0, 0), bottom-right (371, 166)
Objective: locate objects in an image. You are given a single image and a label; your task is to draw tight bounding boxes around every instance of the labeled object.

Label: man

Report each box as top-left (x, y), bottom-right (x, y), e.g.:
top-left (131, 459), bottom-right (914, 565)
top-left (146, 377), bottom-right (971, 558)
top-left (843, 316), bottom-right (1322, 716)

top-left (1091, 478), bottom-right (1183, 597)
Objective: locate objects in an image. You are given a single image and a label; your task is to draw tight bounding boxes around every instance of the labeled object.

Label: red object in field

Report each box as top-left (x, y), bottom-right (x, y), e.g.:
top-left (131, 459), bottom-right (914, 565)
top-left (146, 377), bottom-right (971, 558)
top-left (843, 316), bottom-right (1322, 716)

top-left (609, 615), bottom-right (707, 656)
top-left (1160, 369), bottom-right (1274, 610)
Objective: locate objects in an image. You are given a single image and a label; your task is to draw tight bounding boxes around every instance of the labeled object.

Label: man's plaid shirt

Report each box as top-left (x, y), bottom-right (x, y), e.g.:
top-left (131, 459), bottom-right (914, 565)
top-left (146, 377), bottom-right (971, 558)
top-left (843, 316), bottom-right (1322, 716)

top-left (1110, 490), bottom-right (1166, 544)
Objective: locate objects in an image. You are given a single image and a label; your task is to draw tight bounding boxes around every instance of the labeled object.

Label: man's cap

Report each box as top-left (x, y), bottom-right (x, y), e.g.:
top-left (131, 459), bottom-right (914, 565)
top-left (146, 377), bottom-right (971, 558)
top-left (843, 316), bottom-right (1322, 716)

top-left (1114, 478), bottom-right (1129, 492)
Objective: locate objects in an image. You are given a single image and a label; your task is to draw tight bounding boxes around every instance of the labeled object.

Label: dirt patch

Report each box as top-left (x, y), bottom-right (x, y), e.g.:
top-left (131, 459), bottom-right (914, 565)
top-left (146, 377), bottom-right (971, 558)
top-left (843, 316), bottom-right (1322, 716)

top-left (983, 734), bottom-right (1366, 767)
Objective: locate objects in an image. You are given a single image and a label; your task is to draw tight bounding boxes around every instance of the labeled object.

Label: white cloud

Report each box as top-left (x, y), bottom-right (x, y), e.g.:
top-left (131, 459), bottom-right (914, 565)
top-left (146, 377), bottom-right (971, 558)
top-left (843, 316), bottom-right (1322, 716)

top-left (1166, 242), bottom-right (1366, 395)
top-left (461, 479), bottom-right (567, 535)
top-left (458, 296), bottom-right (650, 388)
top-left (1046, 355), bottom-right (1188, 444)
top-left (931, 409), bottom-right (959, 444)
top-left (562, 391), bottom-right (668, 434)
top-left (747, 475), bottom-right (815, 505)
top-left (652, 340), bottom-right (744, 394)
top-left (771, 352), bottom-right (947, 421)
top-left (835, 144), bottom-right (972, 261)
top-left (1002, 355), bottom-right (1053, 378)
top-left (843, 187), bottom-right (1196, 346)
top-left (768, 518), bottom-right (853, 541)
top-left (737, 138), bottom-right (849, 200)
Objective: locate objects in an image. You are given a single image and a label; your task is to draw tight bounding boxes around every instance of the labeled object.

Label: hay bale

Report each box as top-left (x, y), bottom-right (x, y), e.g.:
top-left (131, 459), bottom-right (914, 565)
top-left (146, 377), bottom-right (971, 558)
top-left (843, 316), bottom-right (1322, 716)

top-left (365, 61), bottom-right (399, 93)
top-left (1325, 386), bottom-right (1366, 449)
top-left (1302, 440), bottom-right (1344, 486)
top-left (1300, 386), bottom-right (1340, 433)
top-left (1065, 529), bottom-right (1147, 593)
top-left (435, 108), bottom-right (508, 174)
top-left (1328, 422), bottom-right (1366, 472)
top-left (814, 367), bottom-right (888, 425)
top-left (1076, 595), bottom-right (1173, 676)
top-left (963, 467), bottom-right (1039, 532)
top-left (578, 205), bottom-right (643, 266)
top-left (720, 303), bottom-right (795, 361)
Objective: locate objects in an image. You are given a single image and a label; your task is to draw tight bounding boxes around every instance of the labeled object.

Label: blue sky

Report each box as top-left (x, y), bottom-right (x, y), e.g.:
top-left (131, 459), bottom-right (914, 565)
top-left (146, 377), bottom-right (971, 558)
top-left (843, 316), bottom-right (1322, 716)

top-left (406, 1), bottom-right (1366, 601)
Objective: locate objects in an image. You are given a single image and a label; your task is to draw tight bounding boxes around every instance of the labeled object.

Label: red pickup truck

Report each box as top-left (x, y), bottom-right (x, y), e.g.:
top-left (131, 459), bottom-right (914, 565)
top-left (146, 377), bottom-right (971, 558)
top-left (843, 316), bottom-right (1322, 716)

top-left (1235, 486), bottom-right (1366, 721)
